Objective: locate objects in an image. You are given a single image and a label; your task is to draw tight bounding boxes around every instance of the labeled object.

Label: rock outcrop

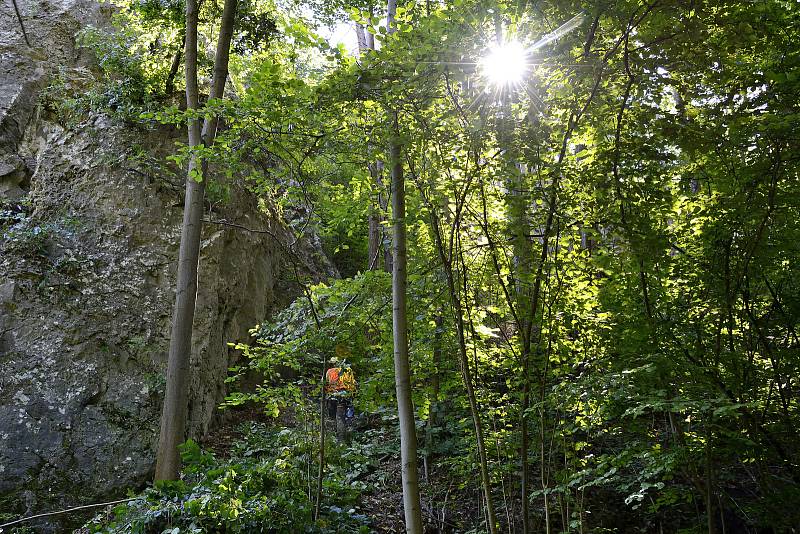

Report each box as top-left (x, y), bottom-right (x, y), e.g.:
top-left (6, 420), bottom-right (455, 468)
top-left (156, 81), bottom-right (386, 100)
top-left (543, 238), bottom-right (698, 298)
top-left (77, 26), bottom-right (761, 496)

top-left (0, 0), bottom-right (333, 527)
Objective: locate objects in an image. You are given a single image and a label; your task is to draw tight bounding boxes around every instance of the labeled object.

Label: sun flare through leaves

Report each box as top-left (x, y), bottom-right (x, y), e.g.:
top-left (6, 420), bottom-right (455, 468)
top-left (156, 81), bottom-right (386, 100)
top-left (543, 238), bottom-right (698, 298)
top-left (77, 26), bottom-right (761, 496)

top-left (480, 39), bottom-right (529, 88)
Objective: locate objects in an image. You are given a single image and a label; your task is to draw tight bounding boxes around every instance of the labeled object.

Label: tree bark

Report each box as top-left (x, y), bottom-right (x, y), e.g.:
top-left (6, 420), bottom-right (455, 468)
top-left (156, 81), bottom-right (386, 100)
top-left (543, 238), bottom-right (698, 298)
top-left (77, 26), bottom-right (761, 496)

top-left (165, 31), bottom-right (185, 95)
top-left (154, 0), bottom-right (239, 482)
top-left (355, 23), bottom-right (368, 52)
top-left (357, 22), bottom-right (385, 273)
top-left (497, 87), bottom-right (536, 534)
top-left (424, 312), bottom-right (442, 481)
top-left (366, 4), bottom-right (375, 49)
top-left (299, 284), bottom-right (326, 521)
top-left (390, 132), bottom-right (424, 534)
top-left (368, 162), bottom-right (383, 270)
top-left (385, 2), bottom-right (422, 528)
top-left (428, 210), bottom-right (499, 534)
top-left (386, 0), bottom-right (398, 28)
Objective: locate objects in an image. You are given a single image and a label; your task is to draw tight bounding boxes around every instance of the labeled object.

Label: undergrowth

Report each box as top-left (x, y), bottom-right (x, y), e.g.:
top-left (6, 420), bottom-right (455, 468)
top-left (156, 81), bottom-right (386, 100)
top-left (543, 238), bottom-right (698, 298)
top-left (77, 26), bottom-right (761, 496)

top-left (83, 423), bottom-right (372, 534)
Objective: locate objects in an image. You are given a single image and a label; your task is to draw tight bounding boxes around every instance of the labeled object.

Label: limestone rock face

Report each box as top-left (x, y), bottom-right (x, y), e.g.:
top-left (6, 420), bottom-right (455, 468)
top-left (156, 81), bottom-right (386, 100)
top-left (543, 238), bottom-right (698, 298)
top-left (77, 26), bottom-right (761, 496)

top-left (0, 0), bottom-right (334, 526)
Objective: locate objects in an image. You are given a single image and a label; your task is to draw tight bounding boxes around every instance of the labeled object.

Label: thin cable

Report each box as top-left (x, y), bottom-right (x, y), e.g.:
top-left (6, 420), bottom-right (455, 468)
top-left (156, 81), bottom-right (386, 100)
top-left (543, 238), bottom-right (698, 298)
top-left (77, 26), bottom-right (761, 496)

top-left (0, 497), bottom-right (139, 530)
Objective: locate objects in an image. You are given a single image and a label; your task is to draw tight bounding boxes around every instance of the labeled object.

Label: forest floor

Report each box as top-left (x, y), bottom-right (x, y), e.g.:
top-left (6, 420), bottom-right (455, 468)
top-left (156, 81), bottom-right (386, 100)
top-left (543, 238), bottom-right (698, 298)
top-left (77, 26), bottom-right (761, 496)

top-left (199, 403), bottom-right (478, 533)
top-left (199, 403), bottom-right (408, 533)
top-left (1, 399), bottom-right (487, 533)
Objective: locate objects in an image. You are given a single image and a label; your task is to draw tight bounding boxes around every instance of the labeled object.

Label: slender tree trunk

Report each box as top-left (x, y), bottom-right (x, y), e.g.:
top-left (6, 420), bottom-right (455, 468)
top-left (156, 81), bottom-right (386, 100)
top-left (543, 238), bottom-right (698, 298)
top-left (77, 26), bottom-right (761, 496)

top-left (425, 204), bottom-right (498, 534)
top-left (165, 31), bottom-right (185, 95)
top-left (497, 87), bottom-right (536, 534)
top-left (390, 132), bottom-right (424, 534)
top-left (300, 285), bottom-right (325, 521)
top-left (411, 149), bottom-right (499, 532)
top-left (154, 0), bottom-right (239, 482)
top-left (386, 0), bottom-right (398, 27)
top-left (520, 347), bottom-right (531, 534)
top-left (447, 251), bottom-right (499, 534)
top-left (315, 360), bottom-right (326, 519)
top-left (154, 0), bottom-right (202, 481)
top-left (541, 415), bottom-right (550, 534)
top-left (336, 401), bottom-right (348, 441)
top-left (424, 312), bottom-right (442, 481)
top-left (355, 23), bottom-right (368, 51)
top-left (380, 171), bottom-right (393, 273)
top-left (385, 4), bottom-right (421, 530)
top-left (459, 269), bottom-right (500, 534)
top-left (199, 0), bottom-right (237, 144)
top-left (368, 209), bottom-right (381, 269)
top-left (356, 20), bottom-right (385, 273)
top-left (365, 4), bottom-right (375, 49)
top-left (368, 162), bottom-right (382, 270)
top-left (706, 434), bottom-right (717, 534)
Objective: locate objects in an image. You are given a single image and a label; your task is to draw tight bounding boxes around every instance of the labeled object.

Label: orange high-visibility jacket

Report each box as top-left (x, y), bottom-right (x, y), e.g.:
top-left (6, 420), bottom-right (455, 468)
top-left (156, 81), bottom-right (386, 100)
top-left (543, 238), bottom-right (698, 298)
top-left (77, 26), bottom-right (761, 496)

top-left (325, 367), bottom-right (356, 393)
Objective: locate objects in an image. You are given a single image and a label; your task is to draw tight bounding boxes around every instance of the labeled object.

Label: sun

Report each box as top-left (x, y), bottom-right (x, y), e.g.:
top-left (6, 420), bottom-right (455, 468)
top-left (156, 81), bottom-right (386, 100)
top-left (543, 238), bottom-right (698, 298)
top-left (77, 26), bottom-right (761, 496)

top-left (480, 40), bottom-right (528, 87)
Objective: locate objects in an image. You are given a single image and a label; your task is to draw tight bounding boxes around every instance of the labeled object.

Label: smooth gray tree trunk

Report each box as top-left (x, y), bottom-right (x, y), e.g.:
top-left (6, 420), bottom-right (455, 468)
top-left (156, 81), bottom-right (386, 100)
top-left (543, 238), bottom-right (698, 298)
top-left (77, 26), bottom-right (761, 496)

top-left (154, 0), bottom-right (239, 482)
top-left (385, 1), bottom-right (422, 530)
top-left (390, 135), bottom-right (424, 534)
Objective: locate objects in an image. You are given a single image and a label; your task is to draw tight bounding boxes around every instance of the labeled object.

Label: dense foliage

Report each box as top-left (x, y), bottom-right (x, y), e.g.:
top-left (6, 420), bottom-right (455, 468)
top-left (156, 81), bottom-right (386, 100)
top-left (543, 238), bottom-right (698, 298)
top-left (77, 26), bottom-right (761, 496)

top-left (47, 0), bottom-right (800, 531)
top-left (85, 425), bottom-right (372, 533)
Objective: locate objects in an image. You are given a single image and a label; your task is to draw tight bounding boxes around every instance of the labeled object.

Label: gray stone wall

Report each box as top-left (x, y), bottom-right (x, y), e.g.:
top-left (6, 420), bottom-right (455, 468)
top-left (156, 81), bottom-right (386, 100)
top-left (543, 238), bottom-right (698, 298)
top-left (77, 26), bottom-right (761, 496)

top-left (0, 0), bottom-right (333, 524)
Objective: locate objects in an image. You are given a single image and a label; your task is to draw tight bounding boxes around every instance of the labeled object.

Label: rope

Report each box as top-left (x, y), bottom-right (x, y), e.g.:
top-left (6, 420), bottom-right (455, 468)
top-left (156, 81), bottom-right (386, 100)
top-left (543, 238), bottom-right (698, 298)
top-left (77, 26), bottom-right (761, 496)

top-left (0, 497), bottom-right (139, 530)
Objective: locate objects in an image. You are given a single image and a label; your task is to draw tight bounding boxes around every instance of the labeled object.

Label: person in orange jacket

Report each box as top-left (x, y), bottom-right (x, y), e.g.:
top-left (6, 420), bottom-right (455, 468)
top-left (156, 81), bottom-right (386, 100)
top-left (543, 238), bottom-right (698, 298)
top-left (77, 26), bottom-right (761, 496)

top-left (325, 359), bottom-right (356, 425)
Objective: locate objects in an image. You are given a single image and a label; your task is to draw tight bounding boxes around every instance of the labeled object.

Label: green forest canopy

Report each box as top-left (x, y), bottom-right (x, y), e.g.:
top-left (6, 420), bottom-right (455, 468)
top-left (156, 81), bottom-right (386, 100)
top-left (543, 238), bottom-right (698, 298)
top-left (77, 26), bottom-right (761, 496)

top-left (55, 0), bottom-right (800, 531)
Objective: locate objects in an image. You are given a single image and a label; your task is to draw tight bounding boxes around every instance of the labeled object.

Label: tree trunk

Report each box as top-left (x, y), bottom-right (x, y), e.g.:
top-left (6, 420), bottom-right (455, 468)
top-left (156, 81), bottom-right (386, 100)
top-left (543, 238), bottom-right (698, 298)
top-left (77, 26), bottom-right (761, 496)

top-left (386, 0), bottom-right (398, 27)
top-left (425, 202), bottom-right (498, 534)
top-left (366, 4), bottom-right (375, 49)
top-left (355, 23), bottom-right (368, 52)
top-left (706, 435), bottom-right (717, 534)
top-left (368, 162), bottom-right (382, 270)
top-left (497, 89), bottom-right (535, 534)
top-left (424, 312), bottom-right (442, 481)
top-left (385, 3), bottom-right (422, 529)
top-left (445, 247), bottom-right (499, 534)
top-left (154, 0), bottom-right (239, 482)
top-left (357, 21), bottom-right (385, 273)
top-left (379, 166), bottom-right (393, 273)
top-left (165, 31), bottom-right (185, 95)
top-left (390, 131), bottom-right (424, 534)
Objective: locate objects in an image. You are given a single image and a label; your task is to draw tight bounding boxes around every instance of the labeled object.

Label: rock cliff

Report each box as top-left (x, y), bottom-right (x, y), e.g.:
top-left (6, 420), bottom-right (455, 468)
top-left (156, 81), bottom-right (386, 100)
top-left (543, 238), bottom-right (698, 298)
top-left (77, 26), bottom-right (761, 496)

top-left (0, 0), bottom-right (333, 526)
